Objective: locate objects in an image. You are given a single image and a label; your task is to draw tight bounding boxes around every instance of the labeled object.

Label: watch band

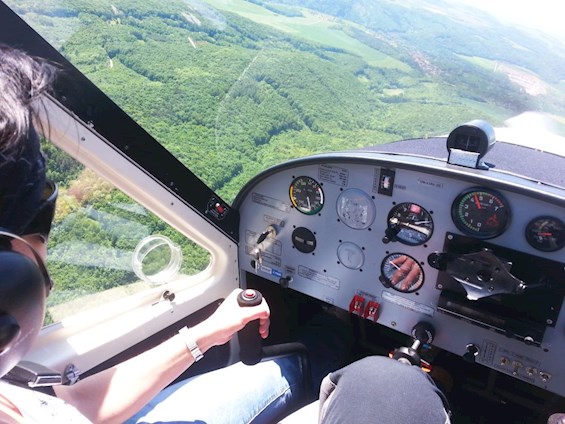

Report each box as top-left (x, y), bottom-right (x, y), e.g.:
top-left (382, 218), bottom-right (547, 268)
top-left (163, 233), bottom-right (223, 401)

top-left (178, 326), bottom-right (204, 362)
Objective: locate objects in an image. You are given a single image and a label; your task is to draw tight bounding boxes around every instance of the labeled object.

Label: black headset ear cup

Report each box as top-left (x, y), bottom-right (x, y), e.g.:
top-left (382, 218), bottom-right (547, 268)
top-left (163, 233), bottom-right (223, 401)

top-left (0, 250), bottom-right (46, 376)
top-left (0, 314), bottom-right (20, 353)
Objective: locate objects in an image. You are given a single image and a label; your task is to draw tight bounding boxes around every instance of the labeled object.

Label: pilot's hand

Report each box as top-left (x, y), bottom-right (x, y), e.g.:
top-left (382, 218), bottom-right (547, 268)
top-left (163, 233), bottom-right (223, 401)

top-left (390, 255), bottom-right (420, 291)
top-left (193, 289), bottom-right (270, 352)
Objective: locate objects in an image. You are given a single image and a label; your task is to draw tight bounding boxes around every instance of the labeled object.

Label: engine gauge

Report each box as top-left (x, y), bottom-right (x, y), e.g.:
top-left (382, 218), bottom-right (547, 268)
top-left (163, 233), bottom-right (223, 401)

top-left (336, 188), bottom-right (376, 230)
top-left (526, 216), bottom-right (565, 252)
top-left (380, 253), bottom-right (424, 293)
top-left (386, 202), bottom-right (434, 245)
top-left (289, 176), bottom-right (324, 215)
top-left (451, 188), bottom-right (510, 239)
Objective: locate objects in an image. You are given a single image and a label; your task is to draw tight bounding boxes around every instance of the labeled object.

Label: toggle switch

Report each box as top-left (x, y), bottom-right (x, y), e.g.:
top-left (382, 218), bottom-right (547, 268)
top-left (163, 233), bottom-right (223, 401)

top-left (363, 300), bottom-right (380, 322)
top-left (349, 295), bottom-right (365, 316)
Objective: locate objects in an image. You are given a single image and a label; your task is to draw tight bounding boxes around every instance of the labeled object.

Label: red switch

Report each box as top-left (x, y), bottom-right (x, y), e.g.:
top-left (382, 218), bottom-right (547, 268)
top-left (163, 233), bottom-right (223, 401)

top-left (349, 295), bottom-right (365, 316)
top-left (363, 300), bottom-right (380, 322)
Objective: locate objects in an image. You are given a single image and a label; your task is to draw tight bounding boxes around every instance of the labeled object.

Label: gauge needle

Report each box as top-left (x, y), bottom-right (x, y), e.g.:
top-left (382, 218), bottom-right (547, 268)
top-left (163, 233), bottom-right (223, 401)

top-left (389, 260), bottom-right (401, 270)
top-left (307, 196), bottom-right (311, 210)
top-left (389, 218), bottom-right (431, 236)
top-left (474, 193), bottom-right (481, 209)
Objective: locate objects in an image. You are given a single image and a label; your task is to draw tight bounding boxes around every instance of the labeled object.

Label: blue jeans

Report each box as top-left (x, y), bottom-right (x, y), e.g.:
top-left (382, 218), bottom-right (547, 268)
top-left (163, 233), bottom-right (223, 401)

top-left (125, 356), bottom-right (304, 424)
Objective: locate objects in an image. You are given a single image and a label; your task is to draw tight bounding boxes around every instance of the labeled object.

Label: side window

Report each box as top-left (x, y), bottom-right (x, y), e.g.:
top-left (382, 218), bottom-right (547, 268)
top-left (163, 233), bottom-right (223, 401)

top-left (42, 141), bottom-right (211, 326)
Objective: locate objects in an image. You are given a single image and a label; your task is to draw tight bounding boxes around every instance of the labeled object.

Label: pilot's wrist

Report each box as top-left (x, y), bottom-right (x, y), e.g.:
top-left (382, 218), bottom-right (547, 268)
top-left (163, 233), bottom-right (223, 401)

top-left (178, 326), bottom-right (204, 362)
top-left (178, 322), bottom-right (217, 358)
top-left (178, 323), bottom-right (219, 362)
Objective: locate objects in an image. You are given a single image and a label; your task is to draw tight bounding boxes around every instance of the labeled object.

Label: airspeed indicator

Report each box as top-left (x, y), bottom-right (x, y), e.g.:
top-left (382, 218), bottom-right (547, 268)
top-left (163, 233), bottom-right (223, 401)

top-left (289, 176), bottom-right (324, 215)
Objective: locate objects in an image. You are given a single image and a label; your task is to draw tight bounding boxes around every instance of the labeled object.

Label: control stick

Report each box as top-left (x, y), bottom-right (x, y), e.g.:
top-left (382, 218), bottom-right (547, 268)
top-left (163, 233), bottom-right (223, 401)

top-left (237, 289), bottom-right (264, 365)
top-left (392, 321), bottom-right (435, 366)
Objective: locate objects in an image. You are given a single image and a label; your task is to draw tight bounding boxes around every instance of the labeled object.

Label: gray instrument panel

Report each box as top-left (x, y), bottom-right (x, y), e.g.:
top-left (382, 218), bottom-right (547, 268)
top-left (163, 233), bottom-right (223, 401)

top-left (236, 152), bottom-right (565, 396)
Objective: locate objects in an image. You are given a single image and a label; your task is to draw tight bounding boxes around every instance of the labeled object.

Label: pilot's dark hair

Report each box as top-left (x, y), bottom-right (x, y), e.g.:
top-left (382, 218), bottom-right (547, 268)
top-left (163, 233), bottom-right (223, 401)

top-left (0, 44), bottom-right (55, 153)
top-left (0, 45), bottom-right (56, 235)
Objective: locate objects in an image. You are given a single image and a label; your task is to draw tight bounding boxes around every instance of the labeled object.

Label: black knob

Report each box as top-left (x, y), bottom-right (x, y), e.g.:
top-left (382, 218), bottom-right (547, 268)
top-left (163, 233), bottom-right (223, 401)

top-left (463, 344), bottom-right (479, 363)
top-left (411, 322), bottom-right (435, 344)
top-left (279, 276), bottom-right (292, 289)
top-left (237, 289), bottom-right (263, 365)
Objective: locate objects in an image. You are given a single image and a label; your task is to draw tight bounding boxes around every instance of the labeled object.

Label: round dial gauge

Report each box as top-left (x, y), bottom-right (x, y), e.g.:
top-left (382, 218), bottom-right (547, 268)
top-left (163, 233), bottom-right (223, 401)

top-left (289, 176), bottom-right (324, 215)
top-left (525, 216), bottom-right (565, 252)
top-left (387, 202), bottom-right (434, 245)
top-left (380, 253), bottom-right (424, 293)
top-left (337, 242), bottom-right (365, 270)
top-left (451, 188), bottom-right (510, 239)
top-left (336, 188), bottom-right (376, 230)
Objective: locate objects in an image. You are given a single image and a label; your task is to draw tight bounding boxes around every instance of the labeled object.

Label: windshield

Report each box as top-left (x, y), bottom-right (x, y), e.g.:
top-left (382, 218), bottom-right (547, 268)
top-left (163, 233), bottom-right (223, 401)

top-left (6, 0), bottom-right (565, 203)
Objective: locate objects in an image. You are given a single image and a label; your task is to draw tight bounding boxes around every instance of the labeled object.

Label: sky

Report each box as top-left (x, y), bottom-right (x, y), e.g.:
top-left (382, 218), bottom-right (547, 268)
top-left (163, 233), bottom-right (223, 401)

top-left (452, 0), bottom-right (565, 40)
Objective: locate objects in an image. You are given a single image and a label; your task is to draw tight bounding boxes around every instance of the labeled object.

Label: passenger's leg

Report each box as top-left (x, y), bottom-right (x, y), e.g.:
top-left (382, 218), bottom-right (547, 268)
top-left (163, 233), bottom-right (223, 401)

top-left (319, 356), bottom-right (451, 424)
top-left (125, 355), bottom-right (305, 424)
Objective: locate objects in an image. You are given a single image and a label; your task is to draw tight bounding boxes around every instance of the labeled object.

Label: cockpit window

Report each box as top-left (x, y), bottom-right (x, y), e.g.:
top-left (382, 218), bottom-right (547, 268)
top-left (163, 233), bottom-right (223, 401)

top-left (8, 0), bottom-right (565, 202)
top-left (41, 143), bottom-right (210, 325)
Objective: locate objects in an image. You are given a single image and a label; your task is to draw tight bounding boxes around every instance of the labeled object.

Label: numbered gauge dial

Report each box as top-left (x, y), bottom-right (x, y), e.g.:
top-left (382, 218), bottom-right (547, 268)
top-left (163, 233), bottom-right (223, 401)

top-left (336, 188), bottom-right (376, 230)
top-left (526, 216), bottom-right (565, 252)
top-left (451, 188), bottom-right (510, 239)
top-left (387, 202), bottom-right (434, 245)
top-left (380, 253), bottom-right (424, 293)
top-left (289, 176), bottom-right (324, 215)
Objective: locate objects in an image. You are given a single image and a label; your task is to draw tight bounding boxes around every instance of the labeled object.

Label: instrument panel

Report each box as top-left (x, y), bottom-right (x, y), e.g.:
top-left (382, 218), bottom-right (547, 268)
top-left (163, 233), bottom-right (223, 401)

top-left (234, 148), bottom-right (565, 397)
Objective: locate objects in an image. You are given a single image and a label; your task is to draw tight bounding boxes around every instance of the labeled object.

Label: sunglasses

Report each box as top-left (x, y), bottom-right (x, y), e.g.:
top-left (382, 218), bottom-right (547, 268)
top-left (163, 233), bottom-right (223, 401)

top-left (21, 179), bottom-right (58, 242)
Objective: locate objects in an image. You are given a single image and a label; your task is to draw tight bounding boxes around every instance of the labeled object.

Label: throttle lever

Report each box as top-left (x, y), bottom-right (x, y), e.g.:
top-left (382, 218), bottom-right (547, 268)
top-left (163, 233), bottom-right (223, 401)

top-left (237, 289), bottom-right (264, 365)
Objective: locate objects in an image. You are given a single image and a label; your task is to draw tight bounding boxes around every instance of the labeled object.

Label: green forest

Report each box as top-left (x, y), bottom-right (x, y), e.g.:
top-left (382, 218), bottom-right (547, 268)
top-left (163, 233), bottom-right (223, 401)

top-left (6, 0), bottom-right (565, 322)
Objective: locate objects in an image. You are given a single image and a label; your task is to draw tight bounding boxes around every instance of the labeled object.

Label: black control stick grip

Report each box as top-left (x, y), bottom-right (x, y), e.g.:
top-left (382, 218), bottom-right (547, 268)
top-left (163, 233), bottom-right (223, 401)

top-left (237, 289), bottom-right (264, 365)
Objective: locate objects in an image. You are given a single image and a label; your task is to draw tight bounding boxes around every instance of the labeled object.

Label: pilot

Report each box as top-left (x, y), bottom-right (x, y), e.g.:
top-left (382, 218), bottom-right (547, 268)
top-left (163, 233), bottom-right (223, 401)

top-left (0, 45), bottom-right (305, 423)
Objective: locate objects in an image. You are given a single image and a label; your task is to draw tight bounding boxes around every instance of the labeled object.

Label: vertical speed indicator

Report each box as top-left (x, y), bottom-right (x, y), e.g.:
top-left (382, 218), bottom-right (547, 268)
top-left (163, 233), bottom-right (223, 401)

top-left (451, 187), bottom-right (510, 239)
top-left (289, 176), bottom-right (324, 215)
